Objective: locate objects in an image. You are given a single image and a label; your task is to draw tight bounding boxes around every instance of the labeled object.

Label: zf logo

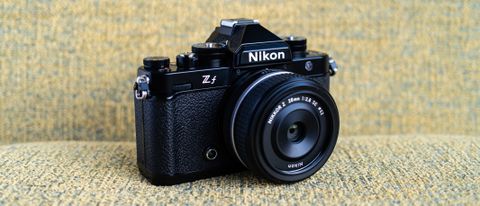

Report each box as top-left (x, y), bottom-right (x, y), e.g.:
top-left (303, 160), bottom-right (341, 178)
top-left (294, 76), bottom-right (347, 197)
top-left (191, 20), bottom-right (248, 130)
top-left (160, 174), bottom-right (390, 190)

top-left (202, 75), bottom-right (217, 85)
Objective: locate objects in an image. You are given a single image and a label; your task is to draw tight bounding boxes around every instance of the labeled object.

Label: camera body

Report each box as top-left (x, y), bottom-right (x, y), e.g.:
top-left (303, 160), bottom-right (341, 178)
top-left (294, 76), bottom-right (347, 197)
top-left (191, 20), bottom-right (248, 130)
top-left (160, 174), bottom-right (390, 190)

top-left (134, 19), bottom-right (339, 185)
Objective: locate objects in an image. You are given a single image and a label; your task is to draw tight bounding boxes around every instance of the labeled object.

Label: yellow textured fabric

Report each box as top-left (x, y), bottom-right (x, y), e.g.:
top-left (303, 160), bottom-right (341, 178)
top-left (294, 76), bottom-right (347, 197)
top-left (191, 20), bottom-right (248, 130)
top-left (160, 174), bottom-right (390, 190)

top-left (0, 1), bottom-right (478, 144)
top-left (0, 135), bottom-right (478, 205)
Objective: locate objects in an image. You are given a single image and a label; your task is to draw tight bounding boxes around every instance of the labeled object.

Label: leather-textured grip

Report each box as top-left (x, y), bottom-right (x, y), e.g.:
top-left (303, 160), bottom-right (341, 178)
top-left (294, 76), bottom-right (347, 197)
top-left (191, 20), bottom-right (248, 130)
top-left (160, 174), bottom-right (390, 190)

top-left (134, 88), bottom-right (242, 184)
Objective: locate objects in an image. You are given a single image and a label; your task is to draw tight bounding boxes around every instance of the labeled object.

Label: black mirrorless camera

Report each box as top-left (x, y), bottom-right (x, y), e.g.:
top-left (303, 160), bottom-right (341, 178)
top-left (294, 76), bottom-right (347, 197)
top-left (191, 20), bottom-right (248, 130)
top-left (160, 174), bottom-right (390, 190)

top-left (133, 19), bottom-right (340, 185)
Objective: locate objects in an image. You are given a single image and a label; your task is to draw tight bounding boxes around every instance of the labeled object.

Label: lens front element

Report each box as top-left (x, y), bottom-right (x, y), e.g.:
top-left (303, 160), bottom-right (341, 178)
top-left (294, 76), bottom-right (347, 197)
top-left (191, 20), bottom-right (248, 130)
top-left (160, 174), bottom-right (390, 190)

top-left (271, 96), bottom-right (321, 160)
top-left (287, 122), bottom-right (306, 143)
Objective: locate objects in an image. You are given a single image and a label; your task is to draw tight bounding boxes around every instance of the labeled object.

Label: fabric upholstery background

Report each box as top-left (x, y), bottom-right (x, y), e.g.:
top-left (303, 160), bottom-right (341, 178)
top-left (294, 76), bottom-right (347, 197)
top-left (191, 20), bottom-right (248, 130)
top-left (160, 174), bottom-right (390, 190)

top-left (0, 0), bottom-right (479, 144)
top-left (0, 135), bottom-right (478, 205)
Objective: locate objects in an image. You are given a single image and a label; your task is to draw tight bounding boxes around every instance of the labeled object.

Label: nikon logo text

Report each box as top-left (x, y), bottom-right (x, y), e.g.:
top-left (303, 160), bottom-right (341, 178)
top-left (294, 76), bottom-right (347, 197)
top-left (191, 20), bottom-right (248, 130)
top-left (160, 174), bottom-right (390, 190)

top-left (248, 51), bottom-right (285, 62)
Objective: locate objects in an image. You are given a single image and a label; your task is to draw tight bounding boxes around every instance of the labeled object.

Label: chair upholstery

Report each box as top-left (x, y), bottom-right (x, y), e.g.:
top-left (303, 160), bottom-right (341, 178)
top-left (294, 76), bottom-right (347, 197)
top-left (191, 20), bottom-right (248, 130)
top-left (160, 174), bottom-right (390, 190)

top-left (0, 0), bottom-right (478, 144)
top-left (0, 0), bottom-right (478, 204)
top-left (1, 135), bottom-right (478, 204)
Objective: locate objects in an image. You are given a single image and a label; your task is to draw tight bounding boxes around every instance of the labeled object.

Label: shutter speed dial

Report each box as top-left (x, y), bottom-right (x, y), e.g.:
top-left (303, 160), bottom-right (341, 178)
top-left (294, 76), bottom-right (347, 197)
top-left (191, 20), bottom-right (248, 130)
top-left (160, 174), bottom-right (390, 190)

top-left (177, 42), bottom-right (229, 71)
top-left (192, 42), bottom-right (228, 68)
top-left (143, 56), bottom-right (170, 72)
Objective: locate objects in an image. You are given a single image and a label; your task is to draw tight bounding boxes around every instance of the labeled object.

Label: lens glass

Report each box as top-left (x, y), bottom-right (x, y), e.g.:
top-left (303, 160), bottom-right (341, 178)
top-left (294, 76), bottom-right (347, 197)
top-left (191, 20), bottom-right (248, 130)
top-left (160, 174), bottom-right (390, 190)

top-left (272, 102), bottom-right (320, 160)
top-left (287, 122), bottom-right (305, 143)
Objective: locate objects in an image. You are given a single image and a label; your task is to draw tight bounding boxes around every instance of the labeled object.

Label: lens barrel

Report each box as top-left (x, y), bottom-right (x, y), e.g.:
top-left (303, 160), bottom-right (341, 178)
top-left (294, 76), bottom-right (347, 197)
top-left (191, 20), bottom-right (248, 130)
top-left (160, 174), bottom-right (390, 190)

top-left (224, 70), bottom-right (339, 183)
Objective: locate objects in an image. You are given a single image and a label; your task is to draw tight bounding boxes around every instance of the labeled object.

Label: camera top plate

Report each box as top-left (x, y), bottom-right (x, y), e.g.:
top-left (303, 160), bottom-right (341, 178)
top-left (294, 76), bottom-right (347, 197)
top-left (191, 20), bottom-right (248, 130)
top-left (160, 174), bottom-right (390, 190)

top-left (135, 19), bottom-right (333, 98)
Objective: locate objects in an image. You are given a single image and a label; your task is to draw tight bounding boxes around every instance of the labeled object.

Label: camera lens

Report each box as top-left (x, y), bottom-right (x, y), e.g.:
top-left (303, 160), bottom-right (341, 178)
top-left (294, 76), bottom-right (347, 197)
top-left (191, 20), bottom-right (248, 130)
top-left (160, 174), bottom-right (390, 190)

top-left (224, 70), bottom-right (339, 183)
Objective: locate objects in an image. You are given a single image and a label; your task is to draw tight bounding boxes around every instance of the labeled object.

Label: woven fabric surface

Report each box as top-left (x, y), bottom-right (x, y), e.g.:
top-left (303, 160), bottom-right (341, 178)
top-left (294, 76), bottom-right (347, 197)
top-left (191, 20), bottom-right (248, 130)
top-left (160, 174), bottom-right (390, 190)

top-left (0, 1), bottom-right (479, 144)
top-left (0, 135), bottom-right (478, 205)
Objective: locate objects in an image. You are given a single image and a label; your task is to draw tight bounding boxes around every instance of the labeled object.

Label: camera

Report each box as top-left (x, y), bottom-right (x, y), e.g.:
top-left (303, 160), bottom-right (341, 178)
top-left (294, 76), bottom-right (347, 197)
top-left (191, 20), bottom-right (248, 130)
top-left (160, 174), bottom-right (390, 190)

top-left (133, 19), bottom-right (340, 185)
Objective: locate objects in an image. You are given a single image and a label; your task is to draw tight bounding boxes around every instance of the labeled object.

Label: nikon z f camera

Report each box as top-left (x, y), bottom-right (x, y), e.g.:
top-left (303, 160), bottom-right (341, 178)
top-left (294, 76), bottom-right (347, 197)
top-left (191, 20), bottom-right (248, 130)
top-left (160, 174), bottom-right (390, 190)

top-left (133, 19), bottom-right (340, 185)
